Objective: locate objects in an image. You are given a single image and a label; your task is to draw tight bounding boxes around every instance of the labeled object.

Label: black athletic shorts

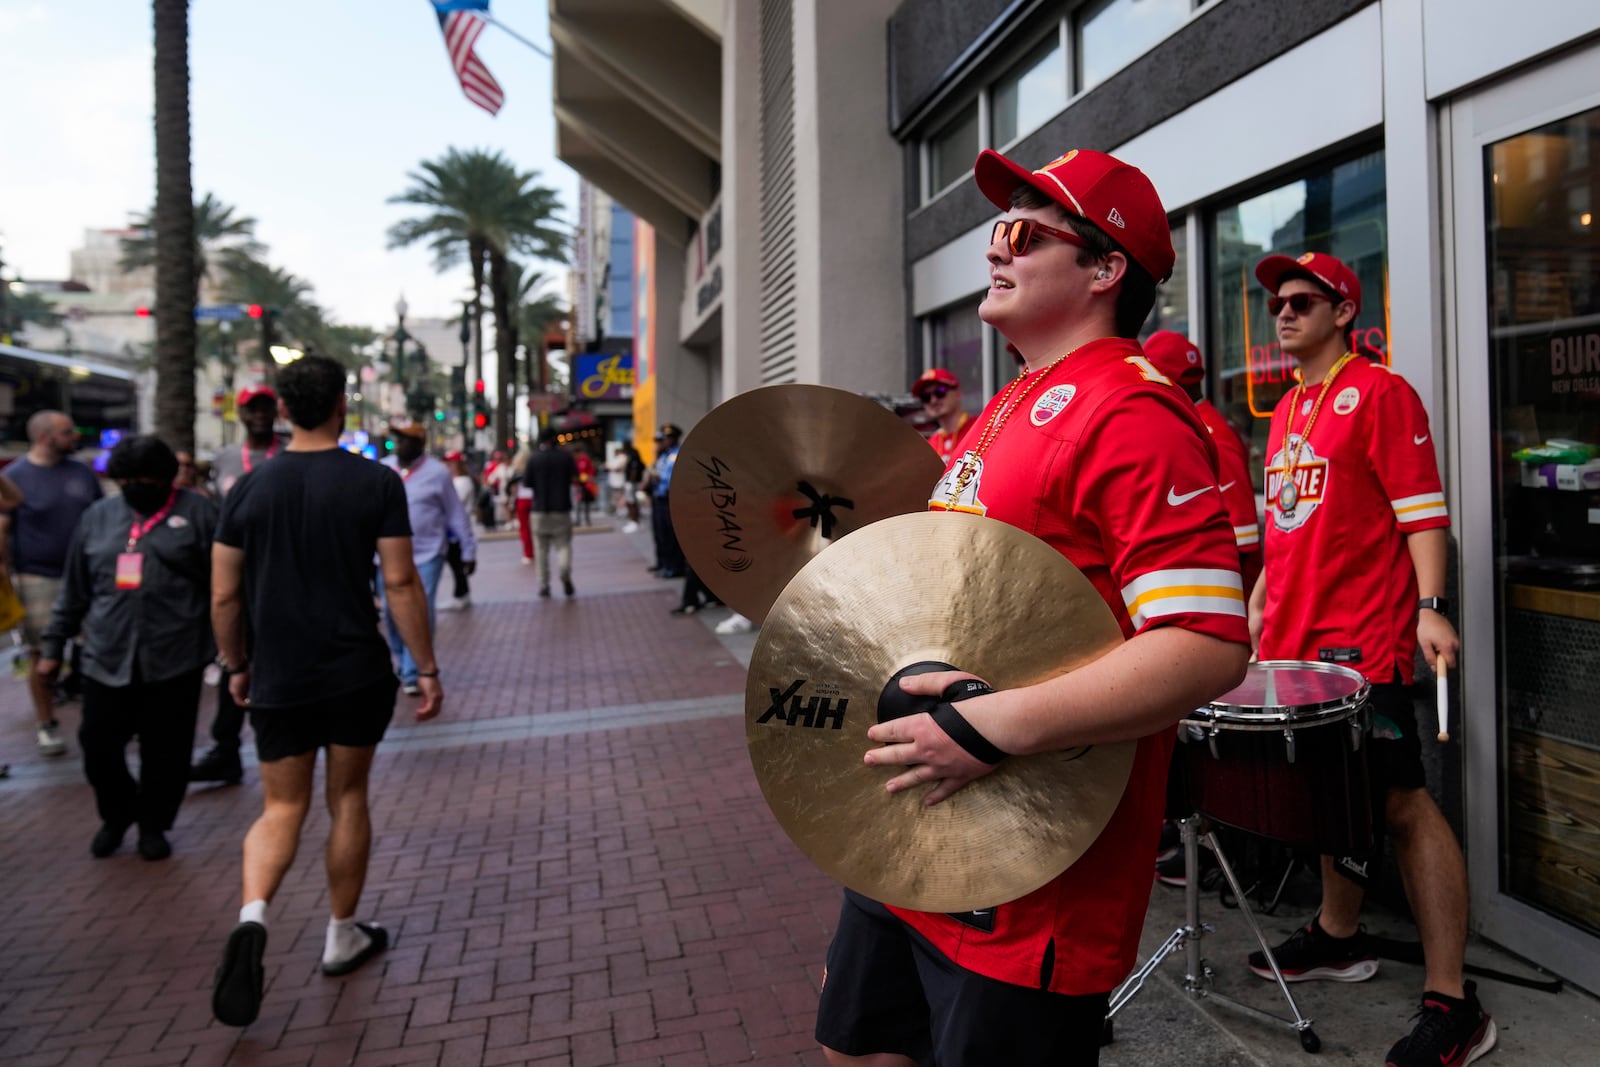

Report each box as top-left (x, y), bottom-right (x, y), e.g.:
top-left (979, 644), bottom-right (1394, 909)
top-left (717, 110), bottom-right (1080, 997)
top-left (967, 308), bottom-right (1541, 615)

top-left (1367, 677), bottom-right (1426, 792)
top-left (815, 890), bottom-right (1109, 1067)
top-left (250, 676), bottom-right (398, 762)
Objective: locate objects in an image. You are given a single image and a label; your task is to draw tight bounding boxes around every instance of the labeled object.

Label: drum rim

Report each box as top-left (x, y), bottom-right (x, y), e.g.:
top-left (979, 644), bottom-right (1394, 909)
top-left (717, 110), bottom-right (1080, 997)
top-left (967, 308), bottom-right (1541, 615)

top-left (1183, 659), bottom-right (1372, 727)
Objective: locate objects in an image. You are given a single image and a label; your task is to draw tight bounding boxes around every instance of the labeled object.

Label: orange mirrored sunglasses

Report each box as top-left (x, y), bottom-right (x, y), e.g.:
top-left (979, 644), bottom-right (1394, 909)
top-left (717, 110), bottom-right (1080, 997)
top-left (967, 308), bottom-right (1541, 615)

top-left (990, 218), bottom-right (1087, 256)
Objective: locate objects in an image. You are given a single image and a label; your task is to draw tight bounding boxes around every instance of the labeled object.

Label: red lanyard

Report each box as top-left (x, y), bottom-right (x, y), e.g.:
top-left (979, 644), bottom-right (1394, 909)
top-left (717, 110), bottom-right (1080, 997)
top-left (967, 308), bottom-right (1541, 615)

top-left (126, 488), bottom-right (179, 551)
top-left (241, 439), bottom-right (279, 473)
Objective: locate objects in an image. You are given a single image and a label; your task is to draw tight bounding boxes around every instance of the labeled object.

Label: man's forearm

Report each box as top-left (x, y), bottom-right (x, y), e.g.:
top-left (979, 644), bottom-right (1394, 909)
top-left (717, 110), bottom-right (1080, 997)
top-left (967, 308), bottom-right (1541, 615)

top-left (385, 573), bottom-right (439, 672)
top-left (212, 593), bottom-right (247, 667)
top-left (1407, 527), bottom-right (1449, 599)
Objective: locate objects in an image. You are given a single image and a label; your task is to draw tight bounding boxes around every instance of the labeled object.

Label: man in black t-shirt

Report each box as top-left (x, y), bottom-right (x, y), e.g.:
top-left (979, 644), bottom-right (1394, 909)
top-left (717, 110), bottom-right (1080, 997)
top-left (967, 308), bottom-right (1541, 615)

top-left (209, 356), bottom-right (444, 1028)
top-left (523, 427), bottom-right (580, 597)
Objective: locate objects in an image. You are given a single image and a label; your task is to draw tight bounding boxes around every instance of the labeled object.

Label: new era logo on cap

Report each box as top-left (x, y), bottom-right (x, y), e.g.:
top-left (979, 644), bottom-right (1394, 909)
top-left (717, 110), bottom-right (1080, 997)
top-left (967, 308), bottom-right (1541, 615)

top-left (1107, 208), bottom-right (1125, 230)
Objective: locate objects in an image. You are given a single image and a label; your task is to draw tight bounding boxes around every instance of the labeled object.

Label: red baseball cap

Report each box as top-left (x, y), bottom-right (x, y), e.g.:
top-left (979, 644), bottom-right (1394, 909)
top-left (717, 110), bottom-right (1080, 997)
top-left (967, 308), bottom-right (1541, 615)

top-left (237, 384), bottom-right (277, 407)
top-left (974, 147), bottom-right (1175, 282)
top-left (1254, 251), bottom-right (1361, 315)
top-left (443, 450), bottom-right (465, 463)
top-left (1142, 331), bottom-right (1205, 387)
top-left (912, 367), bottom-right (960, 398)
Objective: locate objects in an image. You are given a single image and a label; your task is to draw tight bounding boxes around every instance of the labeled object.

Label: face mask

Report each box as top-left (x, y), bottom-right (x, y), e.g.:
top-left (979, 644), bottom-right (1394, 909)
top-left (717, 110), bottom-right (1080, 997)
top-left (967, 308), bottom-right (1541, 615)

top-left (122, 481), bottom-right (173, 515)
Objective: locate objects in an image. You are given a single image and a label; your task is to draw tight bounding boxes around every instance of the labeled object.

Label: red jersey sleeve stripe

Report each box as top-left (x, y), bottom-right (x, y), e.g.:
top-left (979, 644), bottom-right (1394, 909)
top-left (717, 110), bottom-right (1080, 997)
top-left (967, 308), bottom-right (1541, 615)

top-left (1234, 523), bottom-right (1260, 547)
top-left (1121, 568), bottom-right (1246, 630)
top-left (1391, 492), bottom-right (1449, 524)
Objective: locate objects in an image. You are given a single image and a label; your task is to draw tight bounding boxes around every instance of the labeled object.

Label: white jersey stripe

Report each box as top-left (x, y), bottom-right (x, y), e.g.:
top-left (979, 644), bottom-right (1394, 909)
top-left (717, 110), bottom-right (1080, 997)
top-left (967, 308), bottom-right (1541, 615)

top-left (1121, 567), bottom-right (1243, 604)
top-left (1391, 492), bottom-right (1449, 523)
top-left (1128, 594), bottom-right (1249, 630)
top-left (1234, 523), bottom-right (1260, 547)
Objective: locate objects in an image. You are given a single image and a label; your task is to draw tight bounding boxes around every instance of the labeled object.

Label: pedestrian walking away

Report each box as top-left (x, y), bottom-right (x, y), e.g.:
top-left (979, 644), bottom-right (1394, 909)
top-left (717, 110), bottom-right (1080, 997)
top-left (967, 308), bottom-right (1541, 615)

top-left (191, 383), bottom-right (284, 786)
top-left (381, 418), bottom-right (475, 694)
top-left (523, 427), bottom-right (579, 598)
top-left (813, 146), bottom-right (1250, 1067)
top-left (208, 355), bottom-right (444, 1028)
top-left (39, 435), bottom-right (216, 861)
top-left (1247, 252), bottom-right (1493, 1067)
top-left (441, 451), bottom-right (476, 610)
top-left (0, 409), bottom-right (103, 758)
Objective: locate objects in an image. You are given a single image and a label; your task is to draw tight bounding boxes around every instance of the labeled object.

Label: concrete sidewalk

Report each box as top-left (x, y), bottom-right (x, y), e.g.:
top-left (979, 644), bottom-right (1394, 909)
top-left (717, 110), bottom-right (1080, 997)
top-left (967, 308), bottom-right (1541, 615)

top-left (0, 525), bottom-right (1594, 1065)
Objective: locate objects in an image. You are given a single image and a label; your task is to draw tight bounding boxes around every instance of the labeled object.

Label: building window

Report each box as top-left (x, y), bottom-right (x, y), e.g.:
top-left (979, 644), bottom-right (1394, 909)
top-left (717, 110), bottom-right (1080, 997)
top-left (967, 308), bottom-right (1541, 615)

top-left (993, 32), bottom-right (1066, 149)
top-left (1207, 148), bottom-right (1389, 488)
top-left (1077, 0), bottom-right (1193, 93)
top-left (1140, 220), bottom-right (1189, 341)
top-left (926, 297), bottom-right (986, 415)
top-left (926, 101), bottom-right (980, 198)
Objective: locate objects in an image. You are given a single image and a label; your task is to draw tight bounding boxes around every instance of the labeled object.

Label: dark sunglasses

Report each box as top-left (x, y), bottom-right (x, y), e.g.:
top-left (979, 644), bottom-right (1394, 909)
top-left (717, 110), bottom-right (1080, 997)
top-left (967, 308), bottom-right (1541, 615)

top-left (1267, 291), bottom-right (1335, 316)
top-left (921, 386), bottom-right (951, 402)
top-left (991, 218), bottom-right (1087, 257)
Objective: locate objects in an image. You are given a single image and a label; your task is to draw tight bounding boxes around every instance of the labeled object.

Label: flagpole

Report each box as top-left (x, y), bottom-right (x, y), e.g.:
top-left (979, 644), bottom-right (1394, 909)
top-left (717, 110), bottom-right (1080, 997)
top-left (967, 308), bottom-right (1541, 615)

top-left (481, 15), bottom-right (551, 60)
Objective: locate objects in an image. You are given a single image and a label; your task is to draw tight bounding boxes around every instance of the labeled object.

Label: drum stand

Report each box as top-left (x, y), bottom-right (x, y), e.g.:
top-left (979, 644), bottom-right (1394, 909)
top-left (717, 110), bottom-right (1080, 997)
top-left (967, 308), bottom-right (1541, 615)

top-left (1106, 814), bottom-right (1322, 1054)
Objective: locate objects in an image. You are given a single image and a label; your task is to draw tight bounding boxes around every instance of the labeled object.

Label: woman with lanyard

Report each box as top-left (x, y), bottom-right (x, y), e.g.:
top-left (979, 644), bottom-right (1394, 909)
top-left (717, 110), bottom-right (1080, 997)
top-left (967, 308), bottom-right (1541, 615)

top-left (39, 435), bottom-right (218, 861)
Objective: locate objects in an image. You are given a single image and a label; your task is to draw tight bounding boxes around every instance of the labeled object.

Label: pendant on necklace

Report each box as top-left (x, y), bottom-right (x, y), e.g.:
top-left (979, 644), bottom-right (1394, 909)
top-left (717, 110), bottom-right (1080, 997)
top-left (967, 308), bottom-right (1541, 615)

top-left (1277, 482), bottom-right (1300, 514)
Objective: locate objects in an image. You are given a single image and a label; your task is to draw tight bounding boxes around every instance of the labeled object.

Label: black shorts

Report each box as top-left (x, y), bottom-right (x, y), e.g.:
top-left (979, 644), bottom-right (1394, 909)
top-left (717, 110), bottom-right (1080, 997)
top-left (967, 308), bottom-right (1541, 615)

top-left (250, 676), bottom-right (398, 763)
top-left (815, 891), bottom-right (1108, 1067)
top-left (1367, 679), bottom-right (1426, 792)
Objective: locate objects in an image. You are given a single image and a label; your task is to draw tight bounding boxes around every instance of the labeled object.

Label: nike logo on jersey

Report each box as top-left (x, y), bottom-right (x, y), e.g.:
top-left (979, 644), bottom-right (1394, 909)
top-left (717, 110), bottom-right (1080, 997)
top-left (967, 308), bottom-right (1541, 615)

top-left (1167, 485), bottom-right (1215, 506)
top-left (1414, 434), bottom-right (1429, 445)
top-left (1219, 481), bottom-right (1237, 492)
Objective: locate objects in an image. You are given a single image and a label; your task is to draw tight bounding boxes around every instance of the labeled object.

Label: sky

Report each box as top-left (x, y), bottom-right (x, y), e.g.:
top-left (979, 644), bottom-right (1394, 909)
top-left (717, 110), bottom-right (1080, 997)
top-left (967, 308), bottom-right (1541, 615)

top-left (0, 0), bottom-right (578, 332)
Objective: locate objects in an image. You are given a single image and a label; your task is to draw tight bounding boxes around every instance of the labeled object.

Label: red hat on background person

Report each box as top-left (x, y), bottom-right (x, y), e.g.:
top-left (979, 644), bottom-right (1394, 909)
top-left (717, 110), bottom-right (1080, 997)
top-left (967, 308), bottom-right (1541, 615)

top-left (237, 384), bottom-right (277, 408)
top-left (912, 367), bottom-right (961, 399)
top-left (973, 147), bottom-right (1176, 282)
top-left (1254, 251), bottom-right (1362, 315)
top-left (443, 450), bottom-right (465, 463)
top-left (1142, 331), bottom-right (1205, 387)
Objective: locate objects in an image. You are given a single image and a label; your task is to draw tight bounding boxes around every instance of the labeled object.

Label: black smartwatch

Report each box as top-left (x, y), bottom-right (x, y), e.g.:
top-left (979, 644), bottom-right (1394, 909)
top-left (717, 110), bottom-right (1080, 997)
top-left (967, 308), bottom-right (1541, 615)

top-left (1417, 597), bottom-right (1449, 615)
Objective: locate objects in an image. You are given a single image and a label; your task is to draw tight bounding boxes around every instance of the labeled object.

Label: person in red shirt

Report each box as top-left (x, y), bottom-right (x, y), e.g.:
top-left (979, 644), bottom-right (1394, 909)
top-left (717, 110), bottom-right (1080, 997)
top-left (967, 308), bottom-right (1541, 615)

top-left (1248, 252), bottom-right (1492, 1067)
top-left (912, 367), bottom-right (973, 466)
top-left (814, 147), bottom-right (1251, 1067)
top-left (1143, 331), bottom-right (1261, 589)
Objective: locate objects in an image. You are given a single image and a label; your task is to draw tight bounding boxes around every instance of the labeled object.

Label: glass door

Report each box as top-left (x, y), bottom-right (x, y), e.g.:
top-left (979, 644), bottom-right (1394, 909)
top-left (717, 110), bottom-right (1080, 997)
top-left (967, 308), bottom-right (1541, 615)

top-left (1449, 43), bottom-right (1600, 993)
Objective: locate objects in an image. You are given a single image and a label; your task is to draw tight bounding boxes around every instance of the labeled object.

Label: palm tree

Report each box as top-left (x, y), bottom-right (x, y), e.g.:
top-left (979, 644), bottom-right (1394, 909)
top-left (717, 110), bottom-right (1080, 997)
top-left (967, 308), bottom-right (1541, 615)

top-left (387, 147), bottom-right (567, 447)
top-left (151, 0), bottom-right (199, 451)
top-left (505, 262), bottom-right (567, 408)
top-left (120, 191), bottom-right (266, 297)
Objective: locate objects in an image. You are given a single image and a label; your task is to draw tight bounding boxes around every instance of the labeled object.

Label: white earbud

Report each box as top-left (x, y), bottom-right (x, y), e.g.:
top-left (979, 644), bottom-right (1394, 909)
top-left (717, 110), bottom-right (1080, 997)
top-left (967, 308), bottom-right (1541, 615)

top-left (1095, 268), bottom-right (1111, 280)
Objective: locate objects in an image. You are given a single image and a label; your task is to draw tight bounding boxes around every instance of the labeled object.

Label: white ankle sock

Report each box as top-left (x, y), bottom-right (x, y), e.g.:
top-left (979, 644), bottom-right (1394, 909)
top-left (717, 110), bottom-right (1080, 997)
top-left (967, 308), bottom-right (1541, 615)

top-left (323, 916), bottom-right (371, 966)
top-left (240, 900), bottom-right (267, 927)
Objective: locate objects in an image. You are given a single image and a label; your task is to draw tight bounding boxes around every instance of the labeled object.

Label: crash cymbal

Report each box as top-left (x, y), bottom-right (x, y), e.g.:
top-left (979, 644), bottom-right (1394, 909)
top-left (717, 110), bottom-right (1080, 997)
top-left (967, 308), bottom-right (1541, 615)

top-left (746, 511), bottom-right (1132, 912)
top-left (671, 385), bottom-right (944, 622)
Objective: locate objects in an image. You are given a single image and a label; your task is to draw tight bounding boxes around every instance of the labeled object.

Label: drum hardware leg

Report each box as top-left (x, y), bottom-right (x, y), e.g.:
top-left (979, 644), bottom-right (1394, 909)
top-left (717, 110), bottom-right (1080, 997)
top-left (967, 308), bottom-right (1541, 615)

top-left (1106, 816), bottom-right (1213, 1030)
top-left (1205, 830), bottom-right (1320, 1049)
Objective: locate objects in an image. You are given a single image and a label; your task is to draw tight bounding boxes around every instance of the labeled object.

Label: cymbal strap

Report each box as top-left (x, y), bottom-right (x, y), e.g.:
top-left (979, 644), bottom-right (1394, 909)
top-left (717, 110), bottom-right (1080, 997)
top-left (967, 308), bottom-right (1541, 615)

top-left (931, 682), bottom-right (1008, 765)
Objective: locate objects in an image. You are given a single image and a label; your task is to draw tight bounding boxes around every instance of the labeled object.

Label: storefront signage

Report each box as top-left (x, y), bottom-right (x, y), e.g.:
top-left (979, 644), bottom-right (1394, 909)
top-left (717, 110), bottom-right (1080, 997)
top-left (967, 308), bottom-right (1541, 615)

top-left (1244, 326), bottom-right (1388, 417)
top-left (574, 352), bottom-right (635, 400)
top-left (1550, 331), bottom-right (1600, 395)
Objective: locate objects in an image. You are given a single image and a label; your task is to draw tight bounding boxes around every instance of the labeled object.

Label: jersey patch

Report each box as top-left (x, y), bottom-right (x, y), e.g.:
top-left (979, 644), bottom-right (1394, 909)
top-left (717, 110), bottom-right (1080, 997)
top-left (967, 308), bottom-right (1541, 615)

top-left (1266, 434), bottom-right (1329, 532)
top-left (1031, 384), bottom-right (1077, 426)
top-left (1333, 387), bottom-right (1360, 415)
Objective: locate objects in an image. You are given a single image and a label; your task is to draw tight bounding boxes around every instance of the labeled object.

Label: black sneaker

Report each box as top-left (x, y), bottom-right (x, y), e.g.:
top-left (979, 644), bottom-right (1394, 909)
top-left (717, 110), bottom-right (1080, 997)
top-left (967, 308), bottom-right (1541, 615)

top-left (1155, 843), bottom-right (1218, 887)
top-left (137, 831), bottom-right (172, 861)
top-left (213, 921), bottom-right (267, 1027)
top-left (1385, 981), bottom-right (1496, 1067)
top-left (562, 577), bottom-right (575, 597)
top-left (670, 603), bottom-right (700, 616)
top-left (90, 822), bottom-right (129, 858)
top-left (1248, 918), bottom-right (1379, 982)
top-left (190, 746), bottom-right (244, 784)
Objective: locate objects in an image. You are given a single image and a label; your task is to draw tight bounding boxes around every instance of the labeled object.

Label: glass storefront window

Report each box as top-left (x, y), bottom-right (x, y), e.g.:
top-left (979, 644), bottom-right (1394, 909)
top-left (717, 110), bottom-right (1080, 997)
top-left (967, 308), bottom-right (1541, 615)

top-left (993, 34), bottom-right (1066, 149)
top-left (1208, 149), bottom-right (1388, 488)
top-left (927, 102), bottom-right (980, 198)
top-left (1484, 107), bottom-right (1600, 938)
top-left (927, 298), bottom-right (986, 415)
top-left (1077, 0), bottom-right (1191, 93)
top-left (1140, 220), bottom-right (1189, 341)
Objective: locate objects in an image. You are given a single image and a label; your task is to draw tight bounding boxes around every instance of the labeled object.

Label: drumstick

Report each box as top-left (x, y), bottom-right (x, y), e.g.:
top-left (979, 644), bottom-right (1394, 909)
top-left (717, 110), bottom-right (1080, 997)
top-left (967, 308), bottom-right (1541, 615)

top-left (1436, 653), bottom-right (1449, 742)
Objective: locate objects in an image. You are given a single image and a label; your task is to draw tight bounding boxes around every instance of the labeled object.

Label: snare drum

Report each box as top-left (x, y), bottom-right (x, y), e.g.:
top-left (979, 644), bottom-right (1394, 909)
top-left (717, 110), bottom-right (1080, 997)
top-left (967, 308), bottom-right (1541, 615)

top-left (1180, 661), bottom-right (1373, 854)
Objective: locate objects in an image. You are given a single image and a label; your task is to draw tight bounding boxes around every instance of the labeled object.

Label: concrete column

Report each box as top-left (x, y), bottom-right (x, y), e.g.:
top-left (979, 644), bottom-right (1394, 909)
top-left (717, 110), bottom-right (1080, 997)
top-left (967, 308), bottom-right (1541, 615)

top-left (792, 0), bottom-right (905, 393)
top-left (719, 0), bottom-right (763, 397)
top-left (651, 235), bottom-right (712, 430)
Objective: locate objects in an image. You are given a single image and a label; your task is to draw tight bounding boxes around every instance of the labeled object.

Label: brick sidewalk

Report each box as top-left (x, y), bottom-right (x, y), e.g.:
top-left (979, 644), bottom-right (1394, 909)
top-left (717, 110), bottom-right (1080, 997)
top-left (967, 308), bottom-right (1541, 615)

top-left (0, 531), bottom-right (837, 1066)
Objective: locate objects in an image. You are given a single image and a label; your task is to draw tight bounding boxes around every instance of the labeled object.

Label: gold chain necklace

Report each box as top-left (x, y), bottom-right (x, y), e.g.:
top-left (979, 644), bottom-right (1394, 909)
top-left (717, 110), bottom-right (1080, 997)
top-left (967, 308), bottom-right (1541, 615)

top-left (1277, 351), bottom-right (1357, 516)
top-left (944, 348), bottom-right (1076, 507)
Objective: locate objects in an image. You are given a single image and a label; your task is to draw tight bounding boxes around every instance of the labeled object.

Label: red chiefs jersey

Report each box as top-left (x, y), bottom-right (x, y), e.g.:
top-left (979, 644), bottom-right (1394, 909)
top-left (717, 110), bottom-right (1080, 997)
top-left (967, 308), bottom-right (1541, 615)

top-left (1259, 357), bottom-right (1449, 685)
top-left (928, 411), bottom-right (975, 467)
top-left (1196, 398), bottom-right (1262, 587)
top-left (897, 337), bottom-right (1249, 996)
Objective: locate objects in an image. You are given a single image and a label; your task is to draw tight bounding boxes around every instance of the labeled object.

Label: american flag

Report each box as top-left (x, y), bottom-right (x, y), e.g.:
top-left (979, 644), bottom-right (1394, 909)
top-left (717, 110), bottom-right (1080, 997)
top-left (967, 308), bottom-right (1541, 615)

top-left (433, 1), bottom-right (504, 116)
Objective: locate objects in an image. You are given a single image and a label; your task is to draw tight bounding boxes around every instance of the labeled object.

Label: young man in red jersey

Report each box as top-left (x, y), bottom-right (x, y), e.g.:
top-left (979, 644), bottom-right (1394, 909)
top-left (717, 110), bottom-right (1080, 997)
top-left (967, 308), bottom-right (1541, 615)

top-left (911, 366), bottom-right (974, 466)
top-left (1249, 252), bottom-right (1493, 1067)
top-left (813, 148), bottom-right (1251, 1067)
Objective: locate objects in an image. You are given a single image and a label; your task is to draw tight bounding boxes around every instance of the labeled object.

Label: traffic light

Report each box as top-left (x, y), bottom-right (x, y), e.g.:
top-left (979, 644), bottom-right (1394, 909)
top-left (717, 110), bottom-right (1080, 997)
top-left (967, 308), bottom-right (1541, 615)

top-left (433, 410), bottom-right (446, 422)
top-left (135, 307), bottom-right (152, 318)
top-left (246, 304), bottom-right (264, 319)
top-left (473, 411), bottom-right (488, 430)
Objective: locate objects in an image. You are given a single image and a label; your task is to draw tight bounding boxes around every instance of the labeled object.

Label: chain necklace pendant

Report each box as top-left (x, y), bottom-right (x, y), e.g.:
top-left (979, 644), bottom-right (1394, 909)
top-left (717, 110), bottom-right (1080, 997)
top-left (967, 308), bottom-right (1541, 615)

top-left (1277, 482), bottom-right (1299, 514)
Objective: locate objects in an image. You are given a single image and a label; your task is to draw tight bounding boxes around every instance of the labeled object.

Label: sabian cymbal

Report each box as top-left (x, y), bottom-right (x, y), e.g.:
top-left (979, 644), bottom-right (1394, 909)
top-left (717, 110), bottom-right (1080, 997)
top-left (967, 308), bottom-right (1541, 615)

top-left (746, 511), bottom-right (1132, 912)
top-left (671, 385), bottom-right (944, 622)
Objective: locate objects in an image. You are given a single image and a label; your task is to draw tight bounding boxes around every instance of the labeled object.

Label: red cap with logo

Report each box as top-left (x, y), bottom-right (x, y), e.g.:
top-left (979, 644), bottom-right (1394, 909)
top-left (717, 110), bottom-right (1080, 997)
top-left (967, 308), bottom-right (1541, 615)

top-left (1142, 331), bottom-right (1205, 387)
top-left (912, 367), bottom-right (961, 398)
top-left (1254, 251), bottom-right (1362, 315)
top-left (974, 147), bottom-right (1176, 282)
top-left (237, 384), bottom-right (277, 408)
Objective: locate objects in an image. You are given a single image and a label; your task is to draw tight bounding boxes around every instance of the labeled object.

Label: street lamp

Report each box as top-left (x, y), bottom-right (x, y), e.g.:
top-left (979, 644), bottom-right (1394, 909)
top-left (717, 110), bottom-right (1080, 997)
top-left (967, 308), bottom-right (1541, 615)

top-left (393, 295), bottom-right (409, 390)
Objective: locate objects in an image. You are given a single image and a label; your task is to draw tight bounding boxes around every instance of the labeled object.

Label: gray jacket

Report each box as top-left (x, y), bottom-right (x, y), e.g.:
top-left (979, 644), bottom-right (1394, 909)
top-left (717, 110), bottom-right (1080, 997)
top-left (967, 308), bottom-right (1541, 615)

top-left (42, 489), bottom-right (217, 686)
